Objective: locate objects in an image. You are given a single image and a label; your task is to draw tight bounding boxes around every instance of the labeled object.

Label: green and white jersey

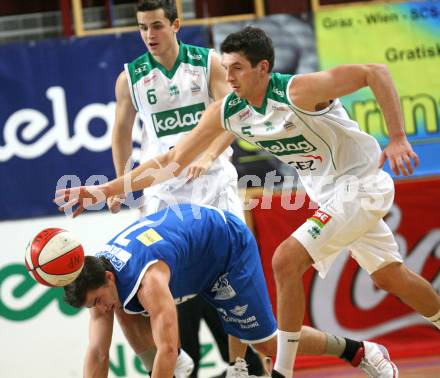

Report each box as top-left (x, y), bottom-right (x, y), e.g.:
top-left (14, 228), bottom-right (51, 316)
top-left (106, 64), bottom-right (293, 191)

top-left (221, 73), bottom-right (383, 205)
top-left (125, 42), bottom-right (236, 205)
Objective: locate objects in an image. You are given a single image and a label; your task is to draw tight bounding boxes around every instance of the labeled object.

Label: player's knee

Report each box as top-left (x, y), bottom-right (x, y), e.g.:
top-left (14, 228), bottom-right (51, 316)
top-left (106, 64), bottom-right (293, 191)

top-left (371, 262), bottom-right (405, 293)
top-left (272, 237), bottom-right (310, 279)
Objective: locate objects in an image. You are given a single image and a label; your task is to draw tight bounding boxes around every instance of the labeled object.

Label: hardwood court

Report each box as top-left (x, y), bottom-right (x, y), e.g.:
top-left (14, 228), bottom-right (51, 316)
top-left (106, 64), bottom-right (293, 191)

top-left (295, 355), bottom-right (440, 377)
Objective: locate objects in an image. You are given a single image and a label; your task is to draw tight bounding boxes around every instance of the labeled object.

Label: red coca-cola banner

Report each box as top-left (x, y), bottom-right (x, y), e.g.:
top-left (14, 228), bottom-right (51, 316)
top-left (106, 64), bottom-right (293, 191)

top-left (251, 178), bottom-right (440, 367)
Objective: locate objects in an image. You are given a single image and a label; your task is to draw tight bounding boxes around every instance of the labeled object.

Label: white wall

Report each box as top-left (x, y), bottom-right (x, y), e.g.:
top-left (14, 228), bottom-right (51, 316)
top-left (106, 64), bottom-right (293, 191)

top-left (0, 210), bottom-right (226, 378)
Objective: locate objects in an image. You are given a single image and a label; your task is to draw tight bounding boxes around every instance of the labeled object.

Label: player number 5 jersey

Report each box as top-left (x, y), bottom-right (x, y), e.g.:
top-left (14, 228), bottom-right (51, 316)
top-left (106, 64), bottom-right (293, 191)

top-left (221, 72), bottom-right (384, 205)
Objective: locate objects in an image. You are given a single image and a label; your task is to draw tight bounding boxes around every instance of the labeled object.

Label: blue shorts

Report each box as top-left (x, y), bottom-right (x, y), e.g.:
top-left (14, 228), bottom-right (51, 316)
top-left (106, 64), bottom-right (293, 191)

top-left (200, 213), bottom-right (277, 343)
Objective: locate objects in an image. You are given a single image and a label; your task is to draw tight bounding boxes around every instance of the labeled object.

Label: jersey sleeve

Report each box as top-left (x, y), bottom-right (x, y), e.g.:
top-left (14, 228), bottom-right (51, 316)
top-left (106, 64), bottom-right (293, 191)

top-left (124, 63), bottom-right (139, 112)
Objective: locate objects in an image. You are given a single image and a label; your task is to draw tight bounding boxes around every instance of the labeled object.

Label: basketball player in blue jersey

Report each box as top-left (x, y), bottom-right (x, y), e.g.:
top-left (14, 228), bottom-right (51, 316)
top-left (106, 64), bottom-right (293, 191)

top-left (64, 204), bottom-right (398, 378)
top-left (107, 0), bottom-right (244, 375)
top-left (56, 27), bottom-right (440, 377)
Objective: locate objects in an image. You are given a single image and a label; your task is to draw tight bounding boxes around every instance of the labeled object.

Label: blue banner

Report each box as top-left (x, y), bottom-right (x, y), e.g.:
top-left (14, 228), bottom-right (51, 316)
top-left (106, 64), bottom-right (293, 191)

top-left (0, 28), bottom-right (208, 220)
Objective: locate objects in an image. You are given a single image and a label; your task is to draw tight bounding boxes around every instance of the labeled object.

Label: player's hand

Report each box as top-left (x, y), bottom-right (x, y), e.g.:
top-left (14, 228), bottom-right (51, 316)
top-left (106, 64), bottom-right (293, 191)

top-left (379, 136), bottom-right (420, 176)
top-left (53, 184), bottom-right (110, 217)
top-left (107, 194), bottom-right (126, 214)
top-left (186, 156), bottom-right (214, 182)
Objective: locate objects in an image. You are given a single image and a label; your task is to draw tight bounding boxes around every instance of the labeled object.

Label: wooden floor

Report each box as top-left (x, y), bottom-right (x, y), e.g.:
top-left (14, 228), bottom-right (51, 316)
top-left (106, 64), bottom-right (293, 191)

top-left (295, 355), bottom-right (440, 377)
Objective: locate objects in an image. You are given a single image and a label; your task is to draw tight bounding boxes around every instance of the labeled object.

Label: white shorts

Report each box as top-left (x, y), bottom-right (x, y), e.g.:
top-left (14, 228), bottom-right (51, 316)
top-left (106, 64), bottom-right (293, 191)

top-left (293, 171), bottom-right (402, 278)
top-left (140, 174), bottom-right (245, 221)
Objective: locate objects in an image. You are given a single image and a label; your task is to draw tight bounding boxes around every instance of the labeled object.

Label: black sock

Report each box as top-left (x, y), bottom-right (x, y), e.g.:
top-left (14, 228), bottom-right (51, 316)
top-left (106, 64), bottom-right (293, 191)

top-left (341, 338), bottom-right (363, 362)
top-left (272, 370), bottom-right (286, 378)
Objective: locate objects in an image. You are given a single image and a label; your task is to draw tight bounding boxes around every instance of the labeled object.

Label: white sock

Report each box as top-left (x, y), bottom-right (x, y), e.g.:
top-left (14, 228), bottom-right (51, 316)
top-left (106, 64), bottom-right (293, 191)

top-left (425, 308), bottom-right (440, 330)
top-left (274, 329), bottom-right (301, 378)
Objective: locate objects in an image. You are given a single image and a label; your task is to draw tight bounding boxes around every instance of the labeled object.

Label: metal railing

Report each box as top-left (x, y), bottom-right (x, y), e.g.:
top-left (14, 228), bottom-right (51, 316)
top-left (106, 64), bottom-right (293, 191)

top-left (71, 0), bottom-right (265, 37)
top-left (311, 0), bottom-right (412, 11)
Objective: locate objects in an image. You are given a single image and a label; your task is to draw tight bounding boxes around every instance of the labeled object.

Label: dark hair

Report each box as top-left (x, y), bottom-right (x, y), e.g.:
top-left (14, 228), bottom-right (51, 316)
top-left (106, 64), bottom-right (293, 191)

top-left (220, 26), bottom-right (275, 72)
top-left (64, 256), bottom-right (114, 308)
top-left (137, 0), bottom-right (178, 22)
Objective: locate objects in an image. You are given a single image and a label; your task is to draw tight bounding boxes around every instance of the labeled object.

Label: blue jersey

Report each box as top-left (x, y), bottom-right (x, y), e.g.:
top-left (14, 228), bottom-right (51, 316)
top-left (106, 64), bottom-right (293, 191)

top-left (96, 204), bottom-right (276, 342)
top-left (96, 204), bottom-right (246, 312)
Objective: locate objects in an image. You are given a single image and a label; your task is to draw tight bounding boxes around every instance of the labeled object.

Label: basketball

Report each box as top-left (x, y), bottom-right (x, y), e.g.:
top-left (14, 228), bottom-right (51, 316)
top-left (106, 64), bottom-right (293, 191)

top-left (25, 228), bottom-right (84, 287)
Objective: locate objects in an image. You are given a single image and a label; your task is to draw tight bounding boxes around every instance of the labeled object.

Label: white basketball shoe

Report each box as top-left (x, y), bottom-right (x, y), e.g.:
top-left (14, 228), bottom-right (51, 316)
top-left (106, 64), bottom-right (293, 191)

top-left (354, 341), bottom-right (399, 377)
top-left (226, 357), bottom-right (259, 378)
top-left (174, 349), bottom-right (195, 378)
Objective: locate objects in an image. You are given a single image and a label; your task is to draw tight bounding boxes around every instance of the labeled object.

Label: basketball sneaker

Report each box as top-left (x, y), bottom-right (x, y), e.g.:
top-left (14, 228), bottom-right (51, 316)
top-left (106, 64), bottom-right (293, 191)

top-left (226, 357), bottom-right (259, 378)
top-left (352, 341), bottom-right (399, 377)
top-left (174, 349), bottom-right (195, 378)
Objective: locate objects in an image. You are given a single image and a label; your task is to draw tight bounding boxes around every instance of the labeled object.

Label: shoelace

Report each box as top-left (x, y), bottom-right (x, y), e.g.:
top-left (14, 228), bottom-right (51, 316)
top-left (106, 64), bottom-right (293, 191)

top-left (231, 360), bottom-right (249, 377)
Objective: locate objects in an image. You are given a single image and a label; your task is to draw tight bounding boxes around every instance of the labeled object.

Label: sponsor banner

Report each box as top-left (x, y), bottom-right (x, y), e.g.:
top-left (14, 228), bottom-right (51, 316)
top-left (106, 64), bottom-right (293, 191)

top-left (315, 1), bottom-right (440, 178)
top-left (0, 211), bottom-right (226, 377)
top-left (252, 177), bottom-right (440, 366)
top-left (0, 27), bottom-right (209, 220)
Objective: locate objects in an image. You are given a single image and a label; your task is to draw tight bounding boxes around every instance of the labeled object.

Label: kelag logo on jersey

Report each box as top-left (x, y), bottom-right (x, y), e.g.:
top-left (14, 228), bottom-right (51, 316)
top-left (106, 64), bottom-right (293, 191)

top-left (151, 103), bottom-right (205, 137)
top-left (256, 135), bottom-right (316, 156)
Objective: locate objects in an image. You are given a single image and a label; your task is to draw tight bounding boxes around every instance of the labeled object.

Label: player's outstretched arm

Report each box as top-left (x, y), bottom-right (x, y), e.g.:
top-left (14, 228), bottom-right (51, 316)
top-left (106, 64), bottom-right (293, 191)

top-left (83, 308), bottom-right (114, 378)
top-left (290, 64), bottom-right (419, 176)
top-left (107, 71), bottom-right (137, 213)
top-left (186, 52), bottom-right (234, 180)
top-left (137, 261), bottom-right (178, 378)
top-left (186, 130), bottom-right (235, 180)
top-left (54, 101), bottom-right (225, 217)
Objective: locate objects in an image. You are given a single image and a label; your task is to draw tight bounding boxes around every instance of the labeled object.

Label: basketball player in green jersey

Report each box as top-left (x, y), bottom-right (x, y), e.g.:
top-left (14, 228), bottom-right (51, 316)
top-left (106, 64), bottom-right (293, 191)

top-left (56, 26), bottom-right (440, 377)
top-left (108, 0), bottom-right (240, 217)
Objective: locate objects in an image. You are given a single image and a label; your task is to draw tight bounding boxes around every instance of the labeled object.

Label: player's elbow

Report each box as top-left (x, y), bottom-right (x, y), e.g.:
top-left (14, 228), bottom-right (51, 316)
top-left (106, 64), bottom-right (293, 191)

top-left (152, 149), bottom-right (183, 178)
top-left (97, 352), bottom-right (110, 366)
top-left (161, 148), bottom-right (189, 177)
top-left (157, 342), bottom-right (179, 361)
top-left (367, 63), bottom-right (388, 72)
top-left (365, 63), bottom-right (390, 81)
top-left (88, 346), bottom-right (110, 366)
